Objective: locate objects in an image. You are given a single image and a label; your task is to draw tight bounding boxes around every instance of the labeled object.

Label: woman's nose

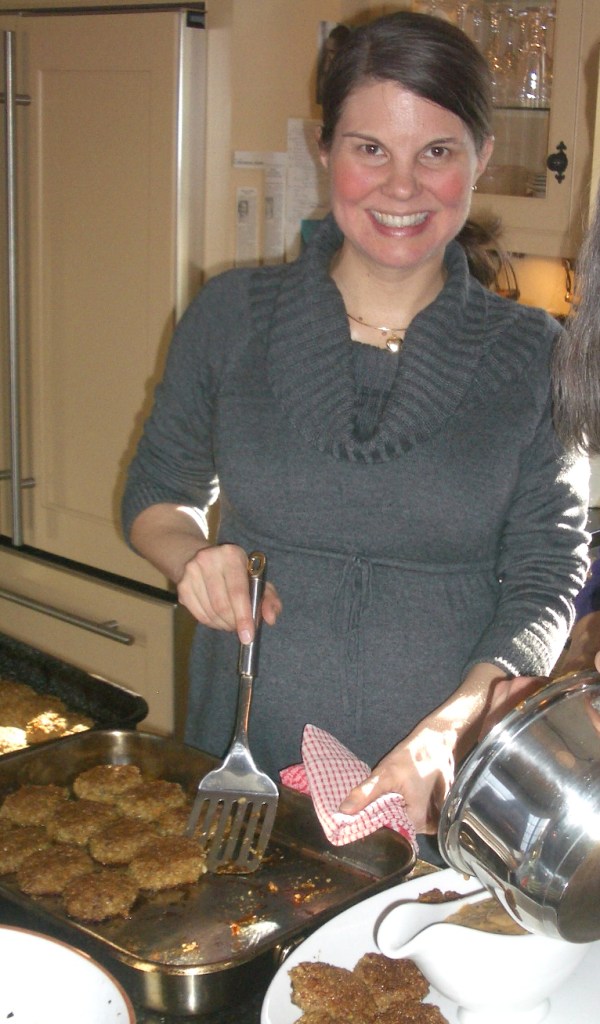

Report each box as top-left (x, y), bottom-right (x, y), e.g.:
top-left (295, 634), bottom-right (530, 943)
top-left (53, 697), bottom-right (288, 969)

top-left (383, 160), bottom-right (420, 198)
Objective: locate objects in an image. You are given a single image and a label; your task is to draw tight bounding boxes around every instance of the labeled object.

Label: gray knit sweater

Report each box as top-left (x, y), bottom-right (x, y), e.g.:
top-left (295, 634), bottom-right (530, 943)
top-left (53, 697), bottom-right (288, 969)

top-left (122, 215), bottom-right (589, 775)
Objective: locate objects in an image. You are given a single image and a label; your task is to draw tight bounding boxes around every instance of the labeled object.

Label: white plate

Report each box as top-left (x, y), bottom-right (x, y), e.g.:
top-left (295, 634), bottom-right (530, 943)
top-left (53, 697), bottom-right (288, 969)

top-left (0, 925), bottom-right (136, 1023)
top-left (261, 867), bottom-right (600, 1024)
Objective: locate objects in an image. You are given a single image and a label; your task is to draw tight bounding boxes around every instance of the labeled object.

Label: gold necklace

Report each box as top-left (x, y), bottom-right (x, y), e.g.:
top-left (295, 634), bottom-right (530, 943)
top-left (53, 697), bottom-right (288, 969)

top-left (346, 311), bottom-right (408, 353)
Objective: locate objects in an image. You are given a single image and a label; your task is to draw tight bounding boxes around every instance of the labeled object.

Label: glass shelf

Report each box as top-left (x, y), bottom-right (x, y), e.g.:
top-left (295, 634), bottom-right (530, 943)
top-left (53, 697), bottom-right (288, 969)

top-left (493, 105), bottom-right (550, 113)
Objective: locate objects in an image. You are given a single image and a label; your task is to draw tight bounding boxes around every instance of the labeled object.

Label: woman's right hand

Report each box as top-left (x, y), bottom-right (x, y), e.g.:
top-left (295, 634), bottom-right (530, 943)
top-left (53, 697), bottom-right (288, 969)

top-left (177, 543), bottom-right (282, 643)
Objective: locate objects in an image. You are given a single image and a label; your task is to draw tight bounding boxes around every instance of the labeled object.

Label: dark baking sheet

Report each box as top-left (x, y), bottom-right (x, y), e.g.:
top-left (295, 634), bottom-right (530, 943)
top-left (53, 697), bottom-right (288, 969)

top-left (0, 730), bottom-right (415, 1014)
top-left (0, 631), bottom-right (148, 732)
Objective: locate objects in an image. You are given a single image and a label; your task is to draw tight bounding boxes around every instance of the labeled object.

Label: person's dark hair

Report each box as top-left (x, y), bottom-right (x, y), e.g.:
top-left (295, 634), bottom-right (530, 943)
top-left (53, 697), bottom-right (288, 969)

top-left (320, 11), bottom-right (493, 155)
top-left (316, 24), bottom-right (352, 105)
top-left (553, 187), bottom-right (600, 454)
top-left (458, 216), bottom-right (506, 288)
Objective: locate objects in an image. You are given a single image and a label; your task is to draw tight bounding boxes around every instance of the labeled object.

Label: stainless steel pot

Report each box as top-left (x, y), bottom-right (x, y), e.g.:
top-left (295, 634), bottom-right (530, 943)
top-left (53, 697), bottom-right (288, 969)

top-left (438, 670), bottom-right (600, 942)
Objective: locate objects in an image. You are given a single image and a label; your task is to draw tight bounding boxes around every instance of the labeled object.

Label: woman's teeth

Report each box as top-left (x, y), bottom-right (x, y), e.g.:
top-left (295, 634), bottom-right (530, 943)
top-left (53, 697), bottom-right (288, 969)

top-left (372, 211), bottom-right (428, 228)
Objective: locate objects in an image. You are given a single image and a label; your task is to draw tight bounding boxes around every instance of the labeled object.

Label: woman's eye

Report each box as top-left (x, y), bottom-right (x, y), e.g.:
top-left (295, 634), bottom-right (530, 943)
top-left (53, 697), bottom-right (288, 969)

top-left (425, 145), bottom-right (450, 159)
top-left (361, 143), bottom-right (383, 157)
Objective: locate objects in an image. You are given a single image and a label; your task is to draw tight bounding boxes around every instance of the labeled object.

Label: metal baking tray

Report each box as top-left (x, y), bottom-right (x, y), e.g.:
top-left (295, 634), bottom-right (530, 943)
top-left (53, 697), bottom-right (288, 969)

top-left (0, 730), bottom-right (415, 1015)
top-left (0, 631), bottom-right (148, 737)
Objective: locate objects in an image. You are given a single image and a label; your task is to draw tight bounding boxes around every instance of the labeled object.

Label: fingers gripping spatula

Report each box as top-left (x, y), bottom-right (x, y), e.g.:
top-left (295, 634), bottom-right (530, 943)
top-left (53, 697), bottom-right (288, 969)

top-left (186, 551), bottom-right (279, 873)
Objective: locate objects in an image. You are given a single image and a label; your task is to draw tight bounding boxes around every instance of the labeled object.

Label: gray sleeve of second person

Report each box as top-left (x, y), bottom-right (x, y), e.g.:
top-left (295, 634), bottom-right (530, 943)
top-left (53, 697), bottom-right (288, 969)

top-left (463, 385), bottom-right (590, 679)
top-left (120, 275), bottom-right (239, 543)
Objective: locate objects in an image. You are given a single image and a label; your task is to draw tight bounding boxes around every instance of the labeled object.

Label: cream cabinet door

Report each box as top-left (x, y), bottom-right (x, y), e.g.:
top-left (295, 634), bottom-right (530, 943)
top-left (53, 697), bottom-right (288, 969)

top-left (0, 545), bottom-right (195, 736)
top-left (0, 10), bottom-right (206, 586)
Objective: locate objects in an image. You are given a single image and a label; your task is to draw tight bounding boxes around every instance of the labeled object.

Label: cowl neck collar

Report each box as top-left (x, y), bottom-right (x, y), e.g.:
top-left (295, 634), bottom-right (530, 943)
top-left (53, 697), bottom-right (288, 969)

top-left (263, 215), bottom-right (488, 463)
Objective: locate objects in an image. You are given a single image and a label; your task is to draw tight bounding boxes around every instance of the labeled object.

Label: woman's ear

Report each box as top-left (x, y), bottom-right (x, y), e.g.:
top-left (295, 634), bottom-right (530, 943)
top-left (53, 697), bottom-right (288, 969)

top-left (475, 135), bottom-right (495, 180)
top-left (317, 125), bottom-right (329, 170)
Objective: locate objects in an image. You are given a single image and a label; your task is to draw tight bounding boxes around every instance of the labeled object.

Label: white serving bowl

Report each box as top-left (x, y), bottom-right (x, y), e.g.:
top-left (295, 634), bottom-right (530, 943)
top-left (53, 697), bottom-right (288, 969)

top-left (0, 925), bottom-right (136, 1023)
top-left (376, 895), bottom-right (590, 1024)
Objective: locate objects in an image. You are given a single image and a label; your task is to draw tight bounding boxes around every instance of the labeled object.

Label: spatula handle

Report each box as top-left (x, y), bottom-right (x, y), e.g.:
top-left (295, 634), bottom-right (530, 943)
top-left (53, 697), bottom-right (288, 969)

top-left (238, 551), bottom-right (266, 678)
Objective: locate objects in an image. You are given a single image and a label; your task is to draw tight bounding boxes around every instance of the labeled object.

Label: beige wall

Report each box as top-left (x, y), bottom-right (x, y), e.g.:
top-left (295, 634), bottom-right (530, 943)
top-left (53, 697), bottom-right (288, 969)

top-left (203, 0), bottom-right (341, 275)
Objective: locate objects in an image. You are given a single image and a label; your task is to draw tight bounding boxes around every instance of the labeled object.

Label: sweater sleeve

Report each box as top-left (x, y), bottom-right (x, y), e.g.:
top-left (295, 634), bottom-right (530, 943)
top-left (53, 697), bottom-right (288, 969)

top-left (574, 554), bottom-right (600, 619)
top-left (462, 386), bottom-right (590, 678)
top-left (120, 271), bottom-right (246, 544)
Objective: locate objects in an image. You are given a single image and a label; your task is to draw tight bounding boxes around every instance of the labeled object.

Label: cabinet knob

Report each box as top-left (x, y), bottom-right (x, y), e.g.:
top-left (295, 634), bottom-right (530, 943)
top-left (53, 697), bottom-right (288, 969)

top-left (546, 142), bottom-right (568, 184)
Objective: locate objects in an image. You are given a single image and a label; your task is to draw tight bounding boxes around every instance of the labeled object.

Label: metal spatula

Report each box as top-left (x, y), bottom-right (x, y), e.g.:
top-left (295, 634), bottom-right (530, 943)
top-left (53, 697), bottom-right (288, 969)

top-left (186, 551), bottom-right (279, 873)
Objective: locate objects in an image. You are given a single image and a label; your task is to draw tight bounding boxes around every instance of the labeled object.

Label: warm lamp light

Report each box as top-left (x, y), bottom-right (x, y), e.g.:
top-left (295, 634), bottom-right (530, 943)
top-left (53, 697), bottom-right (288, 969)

top-left (511, 254), bottom-right (573, 318)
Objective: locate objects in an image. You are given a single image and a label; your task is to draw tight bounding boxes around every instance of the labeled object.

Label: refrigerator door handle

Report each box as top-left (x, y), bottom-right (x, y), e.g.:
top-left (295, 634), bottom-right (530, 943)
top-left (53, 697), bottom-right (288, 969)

top-left (0, 469), bottom-right (34, 486)
top-left (0, 585), bottom-right (135, 645)
top-left (2, 30), bottom-right (34, 547)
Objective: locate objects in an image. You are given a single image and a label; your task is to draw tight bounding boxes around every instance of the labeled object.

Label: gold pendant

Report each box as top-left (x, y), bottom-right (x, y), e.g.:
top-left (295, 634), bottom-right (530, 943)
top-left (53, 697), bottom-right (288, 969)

top-left (385, 336), bottom-right (401, 354)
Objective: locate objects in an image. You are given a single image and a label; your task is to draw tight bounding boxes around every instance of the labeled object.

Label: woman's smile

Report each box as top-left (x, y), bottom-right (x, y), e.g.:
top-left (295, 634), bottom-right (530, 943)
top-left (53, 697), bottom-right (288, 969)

top-left (371, 210), bottom-right (430, 230)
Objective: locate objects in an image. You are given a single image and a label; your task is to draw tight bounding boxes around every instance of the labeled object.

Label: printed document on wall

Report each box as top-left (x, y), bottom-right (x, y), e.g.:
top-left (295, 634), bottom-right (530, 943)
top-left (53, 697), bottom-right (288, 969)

top-left (285, 118), bottom-right (330, 260)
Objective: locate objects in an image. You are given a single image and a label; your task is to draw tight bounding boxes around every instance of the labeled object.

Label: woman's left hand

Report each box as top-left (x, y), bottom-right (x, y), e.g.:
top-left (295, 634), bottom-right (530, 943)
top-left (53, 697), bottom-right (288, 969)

top-left (339, 726), bottom-right (457, 834)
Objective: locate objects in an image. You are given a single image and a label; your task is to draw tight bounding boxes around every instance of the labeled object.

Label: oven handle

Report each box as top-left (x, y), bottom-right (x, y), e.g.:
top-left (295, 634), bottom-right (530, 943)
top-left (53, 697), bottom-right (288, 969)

top-left (0, 585), bottom-right (135, 645)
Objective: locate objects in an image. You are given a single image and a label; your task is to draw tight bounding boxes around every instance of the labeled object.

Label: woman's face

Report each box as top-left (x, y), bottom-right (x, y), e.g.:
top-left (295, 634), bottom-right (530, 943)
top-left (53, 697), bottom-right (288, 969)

top-left (320, 79), bottom-right (493, 276)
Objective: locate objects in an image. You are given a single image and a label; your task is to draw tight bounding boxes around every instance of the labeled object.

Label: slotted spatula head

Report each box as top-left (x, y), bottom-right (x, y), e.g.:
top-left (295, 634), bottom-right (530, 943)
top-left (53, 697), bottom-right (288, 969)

top-left (186, 552), bottom-right (279, 873)
top-left (186, 741), bottom-right (279, 873)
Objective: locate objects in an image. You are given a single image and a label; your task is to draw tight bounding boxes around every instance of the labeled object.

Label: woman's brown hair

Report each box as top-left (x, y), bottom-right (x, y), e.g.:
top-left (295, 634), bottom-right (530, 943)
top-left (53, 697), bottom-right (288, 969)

top-left (319, 11), bottom-right (493, 155)
top-left (553, 186), bottom-right (600, 454)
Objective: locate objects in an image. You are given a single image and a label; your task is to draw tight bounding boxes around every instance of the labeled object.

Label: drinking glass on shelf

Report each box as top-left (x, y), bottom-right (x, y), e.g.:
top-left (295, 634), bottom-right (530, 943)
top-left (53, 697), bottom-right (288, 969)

top-left (459, 1), bottom-right (488, 49)
top-left (431, 0), bottom-right (461, 21)
top-left (485, 3), bottom-right (510, 105)
top-left (517, 5), bottom-right (554, 108)
top-left (413, 0), bottom-right (459, 21)
top-left (453, 1), bottom-right (469, 28)
top-left (499, 5), bottom-right (523, 107)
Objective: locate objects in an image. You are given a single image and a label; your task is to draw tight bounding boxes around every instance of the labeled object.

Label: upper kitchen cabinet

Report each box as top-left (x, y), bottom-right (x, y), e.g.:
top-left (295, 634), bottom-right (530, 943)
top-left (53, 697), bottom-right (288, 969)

top-left (466, 0), bottom-right (600, 257)
top-left (0, 7), bottom-right (206, 587)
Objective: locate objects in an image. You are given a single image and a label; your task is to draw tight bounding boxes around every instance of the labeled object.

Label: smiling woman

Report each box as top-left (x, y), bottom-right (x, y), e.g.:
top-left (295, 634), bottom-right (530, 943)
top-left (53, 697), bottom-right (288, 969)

top-left (121, 11), bottom-right (589, 864)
